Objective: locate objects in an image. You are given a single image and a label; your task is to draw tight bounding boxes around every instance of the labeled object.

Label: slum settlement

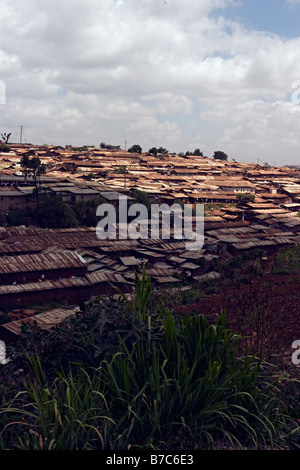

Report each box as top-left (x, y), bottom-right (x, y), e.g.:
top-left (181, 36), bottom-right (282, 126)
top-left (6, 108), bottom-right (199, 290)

top-left (0, 143), bottom-right (299, 341)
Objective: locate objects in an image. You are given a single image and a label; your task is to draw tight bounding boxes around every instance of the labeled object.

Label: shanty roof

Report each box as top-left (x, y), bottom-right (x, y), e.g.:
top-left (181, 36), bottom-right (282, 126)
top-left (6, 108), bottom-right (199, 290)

top-left (0, 277), bottom-right (89, 295)
top-left (100, 191), bottom-right (134, 201)
top-left (0, 251), bottom-right (87, 275)
top-left (144, 268), bottom-right (179, 277)
top-left (119, 256), bottom-right (139, 266)
top-left (153, 276), bottom-right (182, 284)
top-left (1, 306), bottom-right (81, 336)
top-left (84, 271), bottom-right (128, 285)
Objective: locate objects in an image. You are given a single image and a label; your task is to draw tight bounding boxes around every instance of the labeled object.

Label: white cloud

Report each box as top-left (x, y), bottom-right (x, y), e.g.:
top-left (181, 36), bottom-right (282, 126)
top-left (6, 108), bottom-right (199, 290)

top-left (0, 0), bottom-right (300, 164)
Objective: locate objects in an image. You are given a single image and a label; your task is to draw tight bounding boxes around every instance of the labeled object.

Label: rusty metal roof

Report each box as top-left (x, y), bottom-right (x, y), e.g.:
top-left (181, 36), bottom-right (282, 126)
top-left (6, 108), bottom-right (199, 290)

top-left (0, 251), bottom-right (87, 275)
top-left (1, 306), bottom-right (81, 336)
top-left (144, 268), bottom-right (178, 277)
top-left (153, 276), bottom-right (182, 284)
top-left (0, 277), bottom-right (89, 295)
top-left (120, 256), bottom-right (139, 266)
top-left (85, 271), bottom-right (128, 285)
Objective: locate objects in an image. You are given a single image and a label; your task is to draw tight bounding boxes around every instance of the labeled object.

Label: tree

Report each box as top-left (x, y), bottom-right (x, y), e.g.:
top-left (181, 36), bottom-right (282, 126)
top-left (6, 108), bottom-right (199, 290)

top-left (213, 150), bottom-right (228, 161)
top-left (115, 165), bottom-right (128, 174)
top-left (1, 132), bottom-right (11, 144)
top-left (100, 142), bottom-right (121, 150)
top-left (20, 154), bottom-right (31, 180)
top-left (74, 196), bottom-right (107, 226)
top-left (128, 144), bottom-right (142, 154)
top-left (149, 147), bottom-right (158, 157)
top-left (193, 148), bottom-right (203, 156)
top-left (157, 147), bottom-right (168, 155)
top-left (6, 210), bottom-right (25, 226)
top-left (32, 196), bottom-right (79, 228)
top-left (19, 154), bottom-right (46, 204)
top-left (236, 193), bottom-right (255, 205)
top-left (131, 189), bottom-right (151, 211)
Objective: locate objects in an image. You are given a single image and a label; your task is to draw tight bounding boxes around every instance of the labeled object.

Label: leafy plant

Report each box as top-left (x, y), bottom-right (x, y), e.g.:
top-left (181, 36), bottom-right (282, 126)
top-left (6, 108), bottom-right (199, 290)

top-left (0, 272), bottom-right (299, 450)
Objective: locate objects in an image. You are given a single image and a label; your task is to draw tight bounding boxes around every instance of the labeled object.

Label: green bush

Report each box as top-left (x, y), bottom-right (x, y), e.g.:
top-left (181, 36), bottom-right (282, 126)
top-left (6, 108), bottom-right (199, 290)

top-left (31, 196), bottom-right (79, 228)
top-left (272, 245), bottom-right (300, 274)
top-left (0, 143), bottom-right (10, 153)
top-left (1, 309), bottom-right (298, 450)
top-left (6, 210), bottom-right (26, 226)
top-left (0, 269), bottom-right (299, 450)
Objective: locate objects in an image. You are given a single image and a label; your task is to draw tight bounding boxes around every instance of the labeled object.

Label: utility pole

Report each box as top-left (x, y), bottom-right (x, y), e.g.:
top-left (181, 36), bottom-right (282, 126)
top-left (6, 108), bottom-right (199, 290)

top-left (20, 125), bottom-right (23, 144)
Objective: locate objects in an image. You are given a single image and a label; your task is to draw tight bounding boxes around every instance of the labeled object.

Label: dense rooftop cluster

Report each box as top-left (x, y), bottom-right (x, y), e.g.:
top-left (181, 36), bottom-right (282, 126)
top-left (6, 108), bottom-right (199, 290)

top-left (0, 143), bottom-right (300, 340)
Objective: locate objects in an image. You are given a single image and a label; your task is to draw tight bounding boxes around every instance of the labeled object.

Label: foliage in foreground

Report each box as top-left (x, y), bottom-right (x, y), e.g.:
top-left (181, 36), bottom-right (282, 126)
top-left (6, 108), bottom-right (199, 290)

top-left (0, 270), bottom-right (299, 450)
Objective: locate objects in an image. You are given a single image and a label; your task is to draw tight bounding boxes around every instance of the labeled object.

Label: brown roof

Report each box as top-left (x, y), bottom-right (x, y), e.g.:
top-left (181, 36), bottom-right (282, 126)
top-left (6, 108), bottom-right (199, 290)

top-left (1, 306), bottom-right (80, 336)
top-left (0, 252), bottom-right (87, 275)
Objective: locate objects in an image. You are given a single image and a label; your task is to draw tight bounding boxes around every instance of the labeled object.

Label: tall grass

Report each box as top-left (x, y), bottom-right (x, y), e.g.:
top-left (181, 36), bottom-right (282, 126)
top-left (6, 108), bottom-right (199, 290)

top-left (0, 269), bottom-right (299, 450)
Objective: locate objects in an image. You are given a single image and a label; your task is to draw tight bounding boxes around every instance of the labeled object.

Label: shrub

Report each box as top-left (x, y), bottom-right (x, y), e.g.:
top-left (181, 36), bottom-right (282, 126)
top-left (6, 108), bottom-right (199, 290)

top-left (31, 196), bottom-right (79, 228)
top-left (0, 143), bottom-right (10, 153)
top-left (0, 269), bottom-right (299, 450)
top-left (6, 210), bottom-right (26, 226)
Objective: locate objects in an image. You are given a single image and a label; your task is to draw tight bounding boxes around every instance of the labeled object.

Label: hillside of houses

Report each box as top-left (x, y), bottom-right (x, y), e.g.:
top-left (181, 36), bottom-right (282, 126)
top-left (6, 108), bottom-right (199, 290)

top-left (0, 143), bottom-right (300, 340)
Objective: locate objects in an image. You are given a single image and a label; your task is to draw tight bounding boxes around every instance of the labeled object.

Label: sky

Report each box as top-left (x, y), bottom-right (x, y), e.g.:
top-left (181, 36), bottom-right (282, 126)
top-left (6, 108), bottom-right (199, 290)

top-left (1, 0), bottom-right (300, 166)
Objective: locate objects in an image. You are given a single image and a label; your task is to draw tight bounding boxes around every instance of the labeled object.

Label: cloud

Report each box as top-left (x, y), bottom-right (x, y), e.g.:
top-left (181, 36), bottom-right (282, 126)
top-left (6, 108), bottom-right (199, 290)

top-left (0, 0), bottom-right (300, 164)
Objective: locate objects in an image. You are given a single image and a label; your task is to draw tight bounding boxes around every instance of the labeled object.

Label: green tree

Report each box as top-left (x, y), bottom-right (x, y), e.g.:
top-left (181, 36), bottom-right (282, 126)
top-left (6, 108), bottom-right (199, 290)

top-left (74, 196), bottom-right (107, 226)
top-left (20, 154), bottom-right (46, 204)
top-left (236, 193), bottom-right (255, 205)
top-left (20, 154), bottom-right (31, 180)
top-left (115, 165), bottom-right (128, 174)
top-left (6, 210), bottom-right (26, 226)
top-left (149, 147), bottom-right (158, 157)
top-left (213, 150), bottom-right (228, 161)
top-left (131, 189), bottom-right (151, 211)
top-left (157, 146), bottom-right (168, 155)
top-left (128, 144), bottom-right (142, 154)
top-left (32, 196), bottom-right (79, 228)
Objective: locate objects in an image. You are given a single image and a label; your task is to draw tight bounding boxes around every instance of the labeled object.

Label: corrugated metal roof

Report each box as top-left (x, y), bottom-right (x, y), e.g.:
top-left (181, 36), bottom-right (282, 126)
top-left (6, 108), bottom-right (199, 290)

top-left (208, 227), bottom-right (256, 237)
top-left (0, 251), bottom-right (87, 275)
top-left (0, 277), bottom-right (89, 295)
top-left (120, 256), bottom-right (139, 266)
top-left (85, 272), bottom-right (128, 285)
top-left (178, 249), bottom-right (206, 259)
top-left (231, 240), bottom-right (277, 250)
top-left (87, 263), bottom-right (106, 272)
top-left (100, 191), bottom-right (134, 201)
top-left (2, 306), bottom-right (80, 336)
top-left (145, 268), bottom-right (178, 277)
top-left (153, 276), bottom-right (182, 284)
top-left (99, 240), bottom-right (139, 252)
top-left (0, 231), bottom-right (110, 253)
top-left (134, 249), bottom-right (166, 258)
top-left (181, 262), bottom-right (200, 269)
top-left (151, 241), bottom-right (188, 251)
top-left (168, 256), bottom-right (187, 263)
